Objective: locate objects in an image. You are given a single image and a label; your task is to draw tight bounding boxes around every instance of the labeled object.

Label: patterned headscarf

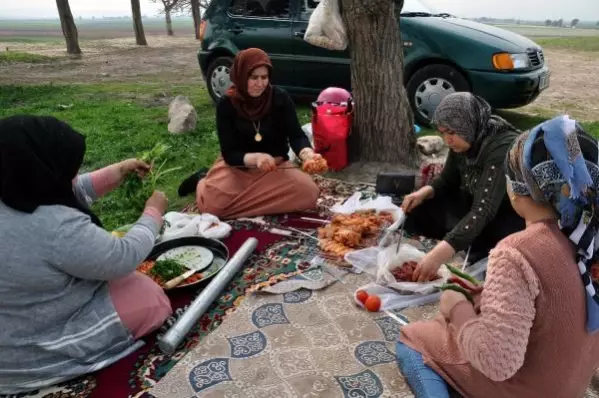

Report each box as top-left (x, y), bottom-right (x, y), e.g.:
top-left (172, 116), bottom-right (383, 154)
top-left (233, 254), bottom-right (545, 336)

top-left (433, 92), bottom-right (518, 165)
top-left (506, 115), bottom-right (599, 333)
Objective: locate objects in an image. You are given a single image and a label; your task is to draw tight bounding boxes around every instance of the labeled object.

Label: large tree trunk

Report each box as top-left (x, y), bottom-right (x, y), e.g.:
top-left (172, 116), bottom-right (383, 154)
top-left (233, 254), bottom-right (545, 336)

top-left (191, 0), bottom-right (201, 40)
top-left (341, 0), bottom-right (417, 166)
top-left (165, 10), bottom-right (174, 35)
top-left (55, 0), bottom-right (82, 56)
top-left (131, 0), bottom-right (148, 46)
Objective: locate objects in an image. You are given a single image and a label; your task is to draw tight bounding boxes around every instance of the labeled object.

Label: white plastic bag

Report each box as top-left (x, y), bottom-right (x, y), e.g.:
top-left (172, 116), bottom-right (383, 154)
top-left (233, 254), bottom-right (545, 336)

top-left (331, 192), bottom-right (405, 232)
top-left (304, 0), bottom-right (348, 51)
top-left (158, 212), bottom-right (232, 242)
top-left (352, 282), bottom-right (443, 312)
top-left (376, 244), bottom-right (449, 295)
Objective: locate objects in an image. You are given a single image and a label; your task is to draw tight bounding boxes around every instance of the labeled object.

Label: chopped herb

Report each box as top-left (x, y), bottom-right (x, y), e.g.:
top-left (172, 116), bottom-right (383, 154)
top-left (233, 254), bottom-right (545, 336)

top-left (150, 259), bottom-right (186, 280)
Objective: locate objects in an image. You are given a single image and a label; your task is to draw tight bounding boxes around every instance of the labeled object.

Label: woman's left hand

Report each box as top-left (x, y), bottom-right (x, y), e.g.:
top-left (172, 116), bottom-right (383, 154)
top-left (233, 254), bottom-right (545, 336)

top-left (118, 159), bottom-right (151, 179)
top-left (440, 289), bottom-right (469, 319)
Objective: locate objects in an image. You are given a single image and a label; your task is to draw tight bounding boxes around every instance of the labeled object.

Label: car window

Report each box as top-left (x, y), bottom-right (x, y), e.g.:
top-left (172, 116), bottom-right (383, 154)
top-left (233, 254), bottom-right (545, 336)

top-left (298, 0), bottom-right (320, 21)
top-left (229, 0), bottom-right (291, 19)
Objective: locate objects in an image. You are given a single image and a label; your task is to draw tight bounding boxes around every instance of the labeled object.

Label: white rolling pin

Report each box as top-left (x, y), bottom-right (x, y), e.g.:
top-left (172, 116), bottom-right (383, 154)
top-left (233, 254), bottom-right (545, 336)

top-left (158, 237), bottom-right (258, 354)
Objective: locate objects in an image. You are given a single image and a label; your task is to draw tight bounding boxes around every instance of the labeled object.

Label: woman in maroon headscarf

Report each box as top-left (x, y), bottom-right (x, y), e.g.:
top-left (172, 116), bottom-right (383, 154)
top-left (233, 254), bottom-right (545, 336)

top-left (191, 48), bottom-right (321, 219)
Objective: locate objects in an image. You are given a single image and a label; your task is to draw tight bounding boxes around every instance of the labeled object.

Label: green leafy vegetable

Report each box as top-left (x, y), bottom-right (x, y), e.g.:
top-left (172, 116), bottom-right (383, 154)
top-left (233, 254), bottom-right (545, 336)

top-left (150, 259), bottom-right (186, 280)
top-left (121, 142), bottom-right (182, 212)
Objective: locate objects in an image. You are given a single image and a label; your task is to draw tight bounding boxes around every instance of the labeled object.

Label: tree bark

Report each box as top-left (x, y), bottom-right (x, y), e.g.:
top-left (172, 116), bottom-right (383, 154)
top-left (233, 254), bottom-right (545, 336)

top-left (341, 0), bottom-right (417, 166)
top-left (165, 10), bottom-right (174, 35)
top-left (55, 0), bottom-right (82, 56)
top-left (131, 0), bottom-right (148, 46)
top-left (191, 0), bottom-right (201, 40)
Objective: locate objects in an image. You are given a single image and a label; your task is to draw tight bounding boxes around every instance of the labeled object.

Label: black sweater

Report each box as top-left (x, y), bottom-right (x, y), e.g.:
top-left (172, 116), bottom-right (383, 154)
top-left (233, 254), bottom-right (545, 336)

top-left (215, 86), bottom-right (312, 167)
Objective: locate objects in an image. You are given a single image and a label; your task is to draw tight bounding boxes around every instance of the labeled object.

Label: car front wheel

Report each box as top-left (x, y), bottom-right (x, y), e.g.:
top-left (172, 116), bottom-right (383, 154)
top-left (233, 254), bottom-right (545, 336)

top-left (406, 64), bottom-right (471, 126)
top-left (206, 56), bottom-right (234, 103)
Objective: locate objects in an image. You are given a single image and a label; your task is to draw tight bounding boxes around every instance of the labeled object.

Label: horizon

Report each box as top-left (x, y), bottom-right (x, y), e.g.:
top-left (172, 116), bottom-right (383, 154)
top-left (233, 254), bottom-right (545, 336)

top-left (0, 0), bottom-right (598, 21)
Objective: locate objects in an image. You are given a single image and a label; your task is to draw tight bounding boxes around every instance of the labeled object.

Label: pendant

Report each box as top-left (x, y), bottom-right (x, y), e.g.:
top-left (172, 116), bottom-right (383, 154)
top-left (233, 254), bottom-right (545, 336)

top-left (254, 132), bottom-right (262, 142)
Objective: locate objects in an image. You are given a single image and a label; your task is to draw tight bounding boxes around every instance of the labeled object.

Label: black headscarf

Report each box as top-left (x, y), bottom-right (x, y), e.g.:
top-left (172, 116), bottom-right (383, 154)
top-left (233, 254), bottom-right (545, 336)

top-left (0, 115), bottom-right (103, 227)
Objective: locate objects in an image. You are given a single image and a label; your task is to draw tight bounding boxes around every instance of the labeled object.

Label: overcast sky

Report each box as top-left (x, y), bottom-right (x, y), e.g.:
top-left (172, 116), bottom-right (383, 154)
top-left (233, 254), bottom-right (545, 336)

top-left (0, 0), bottom-right (598, 21)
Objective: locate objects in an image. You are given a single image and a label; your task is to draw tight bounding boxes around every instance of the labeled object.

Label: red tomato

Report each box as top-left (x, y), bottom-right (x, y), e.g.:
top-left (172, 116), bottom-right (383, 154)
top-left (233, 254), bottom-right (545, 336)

top-left (365, 295), bottom-right (382, 312)
top-left (356, 290), bottom-right (369, 304)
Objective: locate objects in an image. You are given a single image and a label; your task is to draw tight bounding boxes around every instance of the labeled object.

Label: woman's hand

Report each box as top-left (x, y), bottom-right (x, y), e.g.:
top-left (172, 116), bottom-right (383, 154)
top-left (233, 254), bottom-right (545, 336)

top-left (299, 147), bottom-right (316, 161)
top-left (118, 159), bottom-right (151, 180)
top-left (145, 190), bottom-right (168, 215)
top-left (255, 153), bottom-right (277, 172)
top-left (302, 153), bottom-right (328, 175)
top-left (402, 186), bottom-right (433, 213)
top-left (412, 253), bottom-right (441, 282)
top-left (440, 289), bottom-right (469, 319)
top-left (413, 241), bottom-right (456, 282)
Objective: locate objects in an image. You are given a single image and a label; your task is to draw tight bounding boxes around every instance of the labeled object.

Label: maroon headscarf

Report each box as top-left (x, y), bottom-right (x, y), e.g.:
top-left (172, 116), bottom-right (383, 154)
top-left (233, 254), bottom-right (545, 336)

top-left (226, 48), bottom-right (273, 121)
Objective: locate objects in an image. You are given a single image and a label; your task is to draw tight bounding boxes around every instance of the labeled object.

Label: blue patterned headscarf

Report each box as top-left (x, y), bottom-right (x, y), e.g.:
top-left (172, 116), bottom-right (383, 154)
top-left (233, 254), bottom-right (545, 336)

top-left (506, 115), bottom-right (599, 333)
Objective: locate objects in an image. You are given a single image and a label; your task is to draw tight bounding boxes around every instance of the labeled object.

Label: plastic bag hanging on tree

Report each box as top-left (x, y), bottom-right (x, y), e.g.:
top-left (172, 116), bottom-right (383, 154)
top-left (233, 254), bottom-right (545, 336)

top-left (304, 0), bottom-right (348, 51)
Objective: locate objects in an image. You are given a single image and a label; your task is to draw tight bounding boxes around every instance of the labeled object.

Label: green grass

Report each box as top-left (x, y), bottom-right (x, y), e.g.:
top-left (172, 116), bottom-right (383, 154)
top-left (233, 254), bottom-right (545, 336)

top-left (0, 83), bottom-right (311, 229)
top-left (0, 84), bottom-right (219, 229)
top-left (497, 111), bottom-right (599, 136)
top-left (0, 36), bottom-right (63, 44)
top-left (423, 111), bottom-right (599, 137)
top-left (535, 37), bottom-right (599, 52)
top-left (0, 51), bottom-right (57, 64)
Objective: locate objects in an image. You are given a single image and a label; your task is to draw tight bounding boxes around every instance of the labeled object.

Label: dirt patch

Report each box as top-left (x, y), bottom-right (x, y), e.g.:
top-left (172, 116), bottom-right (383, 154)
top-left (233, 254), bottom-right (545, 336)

top-left (0, 36), bottom-right (203, 86)
top-left (1, 36), bottom-right (598, 121)
top-left (521, 49), bottom-right (599, 121)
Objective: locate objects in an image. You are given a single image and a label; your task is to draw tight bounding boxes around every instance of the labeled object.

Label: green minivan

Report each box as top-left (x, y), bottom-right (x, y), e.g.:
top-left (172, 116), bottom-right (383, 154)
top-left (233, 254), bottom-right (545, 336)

top-left (197, 0), bottom-right (550, 124)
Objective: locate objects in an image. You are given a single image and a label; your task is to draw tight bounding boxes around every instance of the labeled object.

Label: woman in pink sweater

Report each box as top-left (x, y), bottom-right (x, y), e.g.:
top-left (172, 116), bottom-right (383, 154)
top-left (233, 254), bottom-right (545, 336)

top-left (397, 115), bottom-right (599, 398)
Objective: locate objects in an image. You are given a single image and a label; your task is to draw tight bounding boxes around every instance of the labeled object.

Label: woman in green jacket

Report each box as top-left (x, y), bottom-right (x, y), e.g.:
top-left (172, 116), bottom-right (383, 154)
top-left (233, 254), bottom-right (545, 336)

top-left (402, 93), bottom-right (525, 281)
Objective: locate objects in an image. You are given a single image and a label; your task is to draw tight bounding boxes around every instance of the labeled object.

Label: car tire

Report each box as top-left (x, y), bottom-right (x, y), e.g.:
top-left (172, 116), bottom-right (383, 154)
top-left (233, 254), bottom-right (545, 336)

top-left (406, 64), bottom-right (471, 126)
top-left (206, 56), bottom-right (234, 104)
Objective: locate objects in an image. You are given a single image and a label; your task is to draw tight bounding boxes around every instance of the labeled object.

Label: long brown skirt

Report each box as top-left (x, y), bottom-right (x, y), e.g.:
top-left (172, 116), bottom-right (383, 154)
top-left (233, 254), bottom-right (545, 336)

top-left (196, 159), bottom-right (320, 219)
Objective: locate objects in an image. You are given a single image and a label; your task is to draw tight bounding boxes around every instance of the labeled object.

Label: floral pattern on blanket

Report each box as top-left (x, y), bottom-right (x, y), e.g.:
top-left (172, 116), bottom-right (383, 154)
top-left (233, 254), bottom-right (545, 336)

top-left (150, 272), bottom-right (414, 398)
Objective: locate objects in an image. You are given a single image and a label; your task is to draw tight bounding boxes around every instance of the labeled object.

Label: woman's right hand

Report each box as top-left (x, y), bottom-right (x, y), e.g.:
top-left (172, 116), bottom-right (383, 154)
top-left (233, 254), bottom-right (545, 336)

top-left (255, 153), bottom-right (277, 172)
top-left (146, 191), bottom-right (168, 215)
top-left (402, 186), bottom-right (433, 213)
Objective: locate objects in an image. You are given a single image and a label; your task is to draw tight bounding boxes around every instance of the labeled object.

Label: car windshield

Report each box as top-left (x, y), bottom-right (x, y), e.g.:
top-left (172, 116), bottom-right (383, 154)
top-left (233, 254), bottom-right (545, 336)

top-left (399, 0), bottom-right (452, 17)
top-left (401, 0), bottom-right (435, 13)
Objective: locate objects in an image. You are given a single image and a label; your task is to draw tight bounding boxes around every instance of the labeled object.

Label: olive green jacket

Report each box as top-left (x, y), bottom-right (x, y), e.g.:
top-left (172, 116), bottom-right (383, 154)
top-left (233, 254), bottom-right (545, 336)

top-left (430, 130), bottom-right (520, 251)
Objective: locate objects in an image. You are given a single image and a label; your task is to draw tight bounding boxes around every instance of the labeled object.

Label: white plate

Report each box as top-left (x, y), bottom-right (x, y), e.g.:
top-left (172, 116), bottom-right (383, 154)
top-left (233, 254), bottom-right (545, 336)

top-left (157, 246), bottom-right (214, 272)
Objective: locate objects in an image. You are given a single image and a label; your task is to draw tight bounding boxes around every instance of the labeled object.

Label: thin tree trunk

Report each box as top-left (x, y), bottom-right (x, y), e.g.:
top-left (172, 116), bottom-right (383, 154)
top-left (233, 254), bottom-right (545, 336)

top-left (191, 0), bottom-right (201, 40)
top-left (165, 10), bottom-right (174, 35)
top-left (341, 0), bottom-right (417, 166)
top-left (55, 0), bottom-right (82, 56)
top-left (131, 0), bottom-right (148, 46)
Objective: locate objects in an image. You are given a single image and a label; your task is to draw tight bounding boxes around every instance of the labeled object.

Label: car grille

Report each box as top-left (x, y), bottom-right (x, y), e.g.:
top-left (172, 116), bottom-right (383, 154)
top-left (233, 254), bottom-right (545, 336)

top-left (527, 50), bottom-right (544, 67)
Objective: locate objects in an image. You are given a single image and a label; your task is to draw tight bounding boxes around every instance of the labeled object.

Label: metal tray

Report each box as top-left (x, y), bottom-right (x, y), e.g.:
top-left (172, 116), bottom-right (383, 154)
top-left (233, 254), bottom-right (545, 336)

top-left (145, 236), bottom-right (229, 289)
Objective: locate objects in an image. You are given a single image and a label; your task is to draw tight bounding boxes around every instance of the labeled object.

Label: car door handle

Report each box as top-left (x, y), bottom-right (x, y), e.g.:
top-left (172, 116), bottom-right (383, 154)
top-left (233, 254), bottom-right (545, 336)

top-left (228, 26), bottom-right (243, 34)
top-left (294, 30), bottom-right (306, 38)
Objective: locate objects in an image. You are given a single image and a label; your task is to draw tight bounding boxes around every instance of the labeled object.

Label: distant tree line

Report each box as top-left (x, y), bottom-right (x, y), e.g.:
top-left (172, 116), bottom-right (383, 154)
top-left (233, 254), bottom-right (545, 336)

top-left (474, 16), bottom-right (598, 29)
top-left (55, 0), bottom-right (207, 56)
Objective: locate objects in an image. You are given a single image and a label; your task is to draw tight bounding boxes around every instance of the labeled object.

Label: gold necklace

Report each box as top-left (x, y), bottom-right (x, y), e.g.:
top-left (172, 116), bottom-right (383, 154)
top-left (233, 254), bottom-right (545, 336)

top-left (252, 120), bottom-right (262, 142)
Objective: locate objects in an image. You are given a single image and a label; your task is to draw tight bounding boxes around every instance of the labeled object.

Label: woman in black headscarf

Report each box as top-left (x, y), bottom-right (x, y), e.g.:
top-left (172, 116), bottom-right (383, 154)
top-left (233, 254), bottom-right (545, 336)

top-left (401, 93), bottom-right (525, 281)
top-left (0, 115), bottom-right (172, 394)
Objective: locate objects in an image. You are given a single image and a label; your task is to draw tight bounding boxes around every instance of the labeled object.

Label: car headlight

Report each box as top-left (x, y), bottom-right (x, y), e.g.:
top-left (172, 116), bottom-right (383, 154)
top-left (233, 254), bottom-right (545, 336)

top-left (492, 53), bottom-right (530, 71)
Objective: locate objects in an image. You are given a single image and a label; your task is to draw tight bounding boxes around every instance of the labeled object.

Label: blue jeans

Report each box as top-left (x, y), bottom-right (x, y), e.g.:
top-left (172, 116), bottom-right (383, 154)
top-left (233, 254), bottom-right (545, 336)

top-left (396, 341), bottom-right (451, 398)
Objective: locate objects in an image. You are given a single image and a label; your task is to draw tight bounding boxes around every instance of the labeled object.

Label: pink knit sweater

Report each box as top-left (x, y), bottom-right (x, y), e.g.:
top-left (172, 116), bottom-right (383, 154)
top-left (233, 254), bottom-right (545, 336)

top-left (400, 220), bottom-right (599, 398)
